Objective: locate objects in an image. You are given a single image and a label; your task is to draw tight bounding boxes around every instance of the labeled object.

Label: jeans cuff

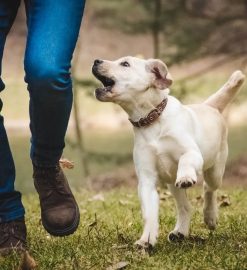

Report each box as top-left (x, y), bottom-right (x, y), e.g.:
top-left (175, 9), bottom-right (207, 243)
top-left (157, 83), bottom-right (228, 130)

top-left (0, 208), bottom-right (25, 223)
top-left (32, 160), bottom-right (59, 168)
top-left (30, 144), bottom-right (62, 168)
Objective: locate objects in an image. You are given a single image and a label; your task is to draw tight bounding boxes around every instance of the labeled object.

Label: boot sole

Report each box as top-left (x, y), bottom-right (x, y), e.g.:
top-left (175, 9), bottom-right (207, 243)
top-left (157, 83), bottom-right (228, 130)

top-left (41, 203), bottom-right (80, 237)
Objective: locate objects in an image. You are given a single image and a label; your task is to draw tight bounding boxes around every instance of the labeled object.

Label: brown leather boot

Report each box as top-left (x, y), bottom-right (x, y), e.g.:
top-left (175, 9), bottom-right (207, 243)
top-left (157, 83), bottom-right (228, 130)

top-left (0, 218), bottom-right (27, 256)
top-left (33, 164), bottom-right (80, 236)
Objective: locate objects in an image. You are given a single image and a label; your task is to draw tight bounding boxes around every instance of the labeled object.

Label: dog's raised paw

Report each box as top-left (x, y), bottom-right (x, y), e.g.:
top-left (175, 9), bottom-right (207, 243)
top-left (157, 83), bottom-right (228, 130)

top-left (168, 231), bottom-right (185, 243)
top-left (175, 176), bottom-right (196, 189)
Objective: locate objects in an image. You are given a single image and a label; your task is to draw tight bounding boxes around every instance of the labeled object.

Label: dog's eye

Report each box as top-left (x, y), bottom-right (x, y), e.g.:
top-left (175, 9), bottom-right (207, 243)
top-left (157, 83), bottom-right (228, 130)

top-left (120, 61), bottom-right (130, 67)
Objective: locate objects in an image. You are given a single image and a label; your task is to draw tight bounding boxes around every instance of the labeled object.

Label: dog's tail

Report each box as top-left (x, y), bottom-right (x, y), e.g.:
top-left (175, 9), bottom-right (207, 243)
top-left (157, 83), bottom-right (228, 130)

top-left (204, 70), bottom-right (245, 113)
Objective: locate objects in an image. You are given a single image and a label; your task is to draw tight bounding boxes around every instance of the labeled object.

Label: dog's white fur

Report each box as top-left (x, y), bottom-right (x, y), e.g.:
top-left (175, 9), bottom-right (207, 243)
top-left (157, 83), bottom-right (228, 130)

top-left (92, 56), bottom-right (245, 246)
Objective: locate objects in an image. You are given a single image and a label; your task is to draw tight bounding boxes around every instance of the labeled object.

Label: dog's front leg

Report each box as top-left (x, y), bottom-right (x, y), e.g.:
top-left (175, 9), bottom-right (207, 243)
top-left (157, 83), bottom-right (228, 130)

top-left (136, 177), bottom-right (159, 248)
top-left (175, 150), bottom-right (203, 189)
top-left (134, 149), bottom-right (159, 248)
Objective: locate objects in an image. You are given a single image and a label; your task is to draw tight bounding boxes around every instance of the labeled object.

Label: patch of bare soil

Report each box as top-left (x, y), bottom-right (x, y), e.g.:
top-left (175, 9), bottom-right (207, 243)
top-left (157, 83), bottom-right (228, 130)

top-left (89, 156), bottom-right (247, 191)
top-left (89, 167), bottom-right (137, 192)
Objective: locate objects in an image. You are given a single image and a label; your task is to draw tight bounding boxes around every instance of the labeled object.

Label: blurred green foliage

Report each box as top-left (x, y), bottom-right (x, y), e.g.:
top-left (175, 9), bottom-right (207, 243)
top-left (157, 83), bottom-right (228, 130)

top-left (89, 0), bottom-right (247, 64)
top-left (83, 0), bottom-right (247, 101)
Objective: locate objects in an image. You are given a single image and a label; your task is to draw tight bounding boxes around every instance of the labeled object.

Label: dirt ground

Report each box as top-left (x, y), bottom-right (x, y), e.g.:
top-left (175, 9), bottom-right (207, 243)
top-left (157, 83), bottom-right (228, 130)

top-left (90, 157), bottom-right (247, 192)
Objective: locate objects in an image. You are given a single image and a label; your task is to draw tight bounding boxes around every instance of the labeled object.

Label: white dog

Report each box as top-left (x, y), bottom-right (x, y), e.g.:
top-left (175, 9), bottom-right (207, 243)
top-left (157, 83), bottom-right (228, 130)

top-left (92, 57), bottom-right (245, 247)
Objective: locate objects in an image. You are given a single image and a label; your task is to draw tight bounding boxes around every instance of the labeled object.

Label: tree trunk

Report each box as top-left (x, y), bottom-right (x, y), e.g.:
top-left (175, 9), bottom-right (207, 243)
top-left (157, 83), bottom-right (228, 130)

top-left (72, 82), bottom-right (90, 178)
top-left (153, 0), bottom-right (162, 58)
top-left (71, 37), bottom-right (90, 178)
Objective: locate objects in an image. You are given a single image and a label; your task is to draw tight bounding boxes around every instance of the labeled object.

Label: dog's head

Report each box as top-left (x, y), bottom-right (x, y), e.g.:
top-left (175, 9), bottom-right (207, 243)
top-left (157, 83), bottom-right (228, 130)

top-left (92, 56), bottom-right (173, 103)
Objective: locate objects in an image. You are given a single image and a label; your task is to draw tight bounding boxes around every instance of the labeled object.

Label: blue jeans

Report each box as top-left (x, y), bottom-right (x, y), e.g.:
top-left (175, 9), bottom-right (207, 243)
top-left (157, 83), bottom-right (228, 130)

top-left (0, 0), bottom-right (85, 223)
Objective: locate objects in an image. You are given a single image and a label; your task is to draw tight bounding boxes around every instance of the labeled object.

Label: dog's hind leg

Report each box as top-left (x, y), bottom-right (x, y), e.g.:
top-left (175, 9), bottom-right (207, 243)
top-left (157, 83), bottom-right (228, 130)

top-left (203, 182), bottom-right (218, 230)
top-left (167, 184), bottom-right (192, 242)
top-left (203, 142), bottom-right (228, 230)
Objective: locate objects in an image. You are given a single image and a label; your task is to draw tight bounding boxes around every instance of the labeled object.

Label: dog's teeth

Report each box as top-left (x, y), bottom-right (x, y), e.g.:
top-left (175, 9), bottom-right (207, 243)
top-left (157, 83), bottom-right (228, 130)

top-left (105, 86), bottom-right (112, 92)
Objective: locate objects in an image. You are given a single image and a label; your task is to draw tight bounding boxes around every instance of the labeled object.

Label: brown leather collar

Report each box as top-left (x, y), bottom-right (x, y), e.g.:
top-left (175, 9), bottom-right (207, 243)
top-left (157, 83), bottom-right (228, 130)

top-left (129, 98), bottom-right (168, 128)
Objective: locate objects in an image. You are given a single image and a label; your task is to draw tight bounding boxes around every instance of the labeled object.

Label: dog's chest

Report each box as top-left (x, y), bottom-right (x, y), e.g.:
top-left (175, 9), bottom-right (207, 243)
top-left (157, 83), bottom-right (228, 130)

top-left (156, 154), bottom-right (177, 182)
top-left (149, 139), bottom-right (178, 183)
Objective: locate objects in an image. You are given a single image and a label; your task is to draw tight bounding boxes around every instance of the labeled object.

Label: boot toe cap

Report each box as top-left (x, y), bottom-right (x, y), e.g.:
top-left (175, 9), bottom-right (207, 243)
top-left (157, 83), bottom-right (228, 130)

top-left (42, 206), bottom-right (79, 236)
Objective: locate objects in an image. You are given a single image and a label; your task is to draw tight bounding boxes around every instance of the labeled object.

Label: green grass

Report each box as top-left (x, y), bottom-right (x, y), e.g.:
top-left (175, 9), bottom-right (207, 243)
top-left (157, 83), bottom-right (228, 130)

top-left (1, 188), bottom-right (246, 270)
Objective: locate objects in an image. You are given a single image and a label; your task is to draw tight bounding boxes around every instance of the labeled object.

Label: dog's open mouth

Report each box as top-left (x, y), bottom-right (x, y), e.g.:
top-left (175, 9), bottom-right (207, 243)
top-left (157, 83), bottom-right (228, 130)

top-left (92, 68), bottom-right (115, 93)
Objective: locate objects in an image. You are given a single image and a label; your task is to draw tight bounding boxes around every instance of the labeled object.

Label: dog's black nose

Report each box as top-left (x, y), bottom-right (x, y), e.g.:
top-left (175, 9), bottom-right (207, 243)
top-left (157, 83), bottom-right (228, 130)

top-left (94, 59), bottom-right (103, 66)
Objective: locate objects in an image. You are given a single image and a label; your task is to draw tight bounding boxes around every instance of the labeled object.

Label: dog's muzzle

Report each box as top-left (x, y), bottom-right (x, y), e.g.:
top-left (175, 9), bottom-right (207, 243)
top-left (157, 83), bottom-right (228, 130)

top-left (92, 62), bottom-right (115, 100)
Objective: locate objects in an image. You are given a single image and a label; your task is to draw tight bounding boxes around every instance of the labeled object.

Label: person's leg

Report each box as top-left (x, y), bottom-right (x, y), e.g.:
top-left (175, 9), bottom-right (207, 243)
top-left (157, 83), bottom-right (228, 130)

top-left (24, 0), bottom-right (85, 166)
top-left (0, 0), bottom-right (26, 256)
top-left (0, 116), bottom-right (25, 222)
top-left (24, 0), bottom-right (85, 236)
top-left (0, 0), bottom-right (25, 224)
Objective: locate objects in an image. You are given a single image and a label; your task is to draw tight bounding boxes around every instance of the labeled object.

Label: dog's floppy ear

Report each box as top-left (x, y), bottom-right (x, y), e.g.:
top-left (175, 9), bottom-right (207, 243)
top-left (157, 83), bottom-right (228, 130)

top-left (146, 59), bottom-right (173, 90)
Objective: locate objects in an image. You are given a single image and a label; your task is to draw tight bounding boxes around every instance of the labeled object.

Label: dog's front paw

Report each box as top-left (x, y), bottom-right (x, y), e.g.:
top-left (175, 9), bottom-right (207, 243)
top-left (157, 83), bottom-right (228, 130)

top-left (134, 232), bottom-right (157, 249)
top-left (134, 239), bottom-right (153, 250)
top-left (175, 176), bottom-right (196, 189)
top-left (168, 231), bottom-right (185, 243)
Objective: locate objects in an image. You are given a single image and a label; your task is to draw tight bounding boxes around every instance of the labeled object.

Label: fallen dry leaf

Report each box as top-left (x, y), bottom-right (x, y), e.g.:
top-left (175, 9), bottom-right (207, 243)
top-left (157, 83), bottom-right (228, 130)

top-left (219, 194), bottom-right (229, 201)
top-left (159, 194), bottom-right (167, 201)
top-left (196, 195), bottom-right (203, 201)
top-left (159, 191), bottom-right (172, 201)
top-left (194, 195), bottom-right (203, 204)
top-left (220, 198), bottom-right (231, 207)
top-left (106, 261), bottom-right (129, 270)
top-left (19, 251), bottom-right (37, 270)
top-left (59, 158), bottom-right (74, 169)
